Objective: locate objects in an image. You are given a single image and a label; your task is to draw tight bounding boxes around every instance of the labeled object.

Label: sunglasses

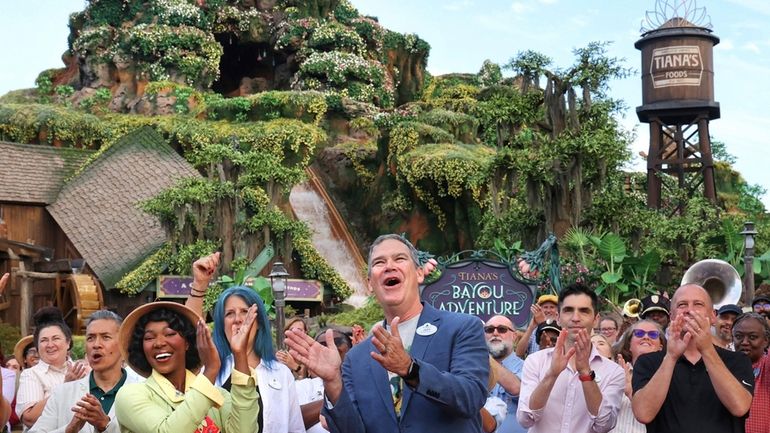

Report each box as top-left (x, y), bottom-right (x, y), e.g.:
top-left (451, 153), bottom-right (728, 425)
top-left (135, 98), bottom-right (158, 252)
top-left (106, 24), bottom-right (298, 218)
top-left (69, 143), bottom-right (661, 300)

top-left (753, 303), bottom-right (770, 312)
top-left (632, 329), bottom-right (661, 339)
top-left (484, 325), bottom-right (514, 334)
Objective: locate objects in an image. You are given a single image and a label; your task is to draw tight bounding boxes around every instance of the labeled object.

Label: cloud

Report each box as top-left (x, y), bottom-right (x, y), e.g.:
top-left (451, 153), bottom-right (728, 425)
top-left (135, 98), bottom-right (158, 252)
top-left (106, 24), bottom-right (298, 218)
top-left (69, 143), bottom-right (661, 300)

top-left (741, 42), bottom-right (761, 53)
top-left (538, 0), bottom-right (557, 4)
top-left (571, 15), bottom-right (588, 27)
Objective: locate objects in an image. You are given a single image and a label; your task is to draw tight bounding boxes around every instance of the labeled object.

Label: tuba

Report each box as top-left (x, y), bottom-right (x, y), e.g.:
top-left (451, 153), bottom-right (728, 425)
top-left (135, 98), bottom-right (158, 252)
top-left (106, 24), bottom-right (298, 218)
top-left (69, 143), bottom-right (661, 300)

top-left (622, 298), bottom-right (642, 318)
top-left (681, 259), bottom-right (742, 308)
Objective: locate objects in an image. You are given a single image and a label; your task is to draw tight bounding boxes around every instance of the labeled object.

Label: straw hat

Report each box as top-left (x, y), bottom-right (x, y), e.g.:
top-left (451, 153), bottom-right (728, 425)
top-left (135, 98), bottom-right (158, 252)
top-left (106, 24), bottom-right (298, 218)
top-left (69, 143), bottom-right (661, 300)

top-left (13, 335), bottom-right (34, 367)
top-left (537, 294), bottom-right (558, 306)
top-left (118, 301), bottom-right (202, 377)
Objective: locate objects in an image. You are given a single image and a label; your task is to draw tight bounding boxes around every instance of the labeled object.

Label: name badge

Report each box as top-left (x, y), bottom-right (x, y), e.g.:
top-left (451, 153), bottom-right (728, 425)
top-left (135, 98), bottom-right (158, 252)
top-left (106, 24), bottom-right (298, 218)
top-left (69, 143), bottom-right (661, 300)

top-left (416, 323), bottom-right (437, 336)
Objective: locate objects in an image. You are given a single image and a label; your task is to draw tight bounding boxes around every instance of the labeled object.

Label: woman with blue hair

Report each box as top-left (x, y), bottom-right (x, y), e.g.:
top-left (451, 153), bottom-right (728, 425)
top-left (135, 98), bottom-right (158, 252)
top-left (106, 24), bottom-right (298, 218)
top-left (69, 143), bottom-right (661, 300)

top-left (186, 253), bottom-right (305, 433)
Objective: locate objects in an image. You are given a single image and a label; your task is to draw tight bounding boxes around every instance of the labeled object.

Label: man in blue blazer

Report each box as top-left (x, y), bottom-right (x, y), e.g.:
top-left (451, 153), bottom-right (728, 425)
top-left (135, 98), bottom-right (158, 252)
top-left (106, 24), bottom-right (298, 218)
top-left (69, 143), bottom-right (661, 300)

top-left (286, 234), bottom-right (489, 433)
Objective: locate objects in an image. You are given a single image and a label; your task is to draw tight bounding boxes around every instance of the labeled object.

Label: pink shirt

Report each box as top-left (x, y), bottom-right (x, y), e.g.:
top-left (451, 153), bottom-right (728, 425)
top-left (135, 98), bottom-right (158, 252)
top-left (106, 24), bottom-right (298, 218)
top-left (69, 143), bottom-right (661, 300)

top-left (517, 346), bottom-right (625, 433)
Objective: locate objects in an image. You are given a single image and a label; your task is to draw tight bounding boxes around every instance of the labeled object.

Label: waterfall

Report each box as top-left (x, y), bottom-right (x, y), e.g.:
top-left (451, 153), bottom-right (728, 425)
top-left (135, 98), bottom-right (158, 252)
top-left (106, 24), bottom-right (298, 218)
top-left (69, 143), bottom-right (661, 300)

top-left (289, 183), bottom-right (368, 307)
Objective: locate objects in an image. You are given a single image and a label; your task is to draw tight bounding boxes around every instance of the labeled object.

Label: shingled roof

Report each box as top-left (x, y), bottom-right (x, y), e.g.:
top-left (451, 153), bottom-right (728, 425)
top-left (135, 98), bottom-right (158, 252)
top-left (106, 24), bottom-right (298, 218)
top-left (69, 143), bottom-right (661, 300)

top-left (0, 142), bottom-right (94, 204)
top-left (47, 127), bottom-right (201, 289)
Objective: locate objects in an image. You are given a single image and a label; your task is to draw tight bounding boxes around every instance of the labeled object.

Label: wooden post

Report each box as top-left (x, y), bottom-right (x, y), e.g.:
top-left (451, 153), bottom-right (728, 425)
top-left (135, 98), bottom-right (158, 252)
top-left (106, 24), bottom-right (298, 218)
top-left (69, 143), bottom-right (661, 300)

top-left (19, 259), bottom-right (32, 337)
top-left (647, 120), bottom-right (662, 209)
top-left (698, 117), bottom-right (717, 202)
top-left (7, 248), bottom-right (60, 335)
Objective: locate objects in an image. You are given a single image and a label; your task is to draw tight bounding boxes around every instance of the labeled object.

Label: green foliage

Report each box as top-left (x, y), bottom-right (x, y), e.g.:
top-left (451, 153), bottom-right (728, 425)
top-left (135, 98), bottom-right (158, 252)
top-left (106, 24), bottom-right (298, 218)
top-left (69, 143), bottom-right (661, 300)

top-left (382, 30), bottom-right (430, 54)
top-left (79, 88), bottom-right (112, 114)
top-left (71, 335), bottom-right (85, 360)
top-left (298, 51), bottom-right (393, 106)
top-left (348, 117), bottom-right (378, 138)
top-left (418, 109), bottom-right (478, 142)
top-left (85, 0), bottom-right (131, 27)
top-left (115, 244), bottom-right (173, 295)
top-left (0, 323), bottom-right (21, 361)
top-left (142, 178), bottom-right (235, 227)
top-left (711, 139), bottom-right (736, 164)
top-left (168, 240), bottom-right (220, 275)
top-left (477, 60), bottom-right (503, 87)
top-left (204, 91), bottom-right (328, 125)
top-left (333, 0), bottom-right (360, 23)
top-left (34, 69), bottom-right (58, 103)
top-left (324, 297), bottom-right (384, 330)
top-left (399, 143), bottom-right (495, 228)
top-left (0, 103), bottom-right (108, 147)
top-left (294, 235), bottom-right (353, 300)
top-left (308, 21), bottom-right (365, 54)
top-left (122, 24), bottom-right (223, 87)
top-left (564, 230), bottom-right (660, 303)
top-left (491, 238), bottom-right (524, 263)
top-left (506, 50), bottom-right (552, 80)
top-left (55, 85), bottom-right (75, 106)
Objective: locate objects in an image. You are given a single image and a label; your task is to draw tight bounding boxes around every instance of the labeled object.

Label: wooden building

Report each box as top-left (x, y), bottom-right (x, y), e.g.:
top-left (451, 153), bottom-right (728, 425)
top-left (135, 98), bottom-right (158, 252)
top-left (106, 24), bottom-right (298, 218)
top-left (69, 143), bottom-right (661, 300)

top-left (0, 127), bottom-right (201, 333)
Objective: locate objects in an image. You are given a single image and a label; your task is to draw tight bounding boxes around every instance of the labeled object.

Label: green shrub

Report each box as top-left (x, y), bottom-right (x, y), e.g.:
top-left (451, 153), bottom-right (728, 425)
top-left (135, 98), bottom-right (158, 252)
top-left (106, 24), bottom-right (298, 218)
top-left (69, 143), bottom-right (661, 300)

top-left (0, 323), bottom-right (21, 361)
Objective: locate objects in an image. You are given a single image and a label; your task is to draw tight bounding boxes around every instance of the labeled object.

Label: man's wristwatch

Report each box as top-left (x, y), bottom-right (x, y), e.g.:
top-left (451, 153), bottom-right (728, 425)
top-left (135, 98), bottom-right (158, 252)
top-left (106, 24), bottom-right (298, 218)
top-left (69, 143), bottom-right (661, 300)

top-left (578, 370), bottom-right (596, 382)
top-left (401, 358), bottom-right (420, 381)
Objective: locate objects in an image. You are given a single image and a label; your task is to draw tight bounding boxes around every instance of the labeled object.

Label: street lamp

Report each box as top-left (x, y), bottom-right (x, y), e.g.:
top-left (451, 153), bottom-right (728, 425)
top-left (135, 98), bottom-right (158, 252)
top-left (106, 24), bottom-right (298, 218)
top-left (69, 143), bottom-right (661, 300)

top-left (741, 221), bottom-right (757, 306)
top-left (269, 262), bottom-right (289, 350)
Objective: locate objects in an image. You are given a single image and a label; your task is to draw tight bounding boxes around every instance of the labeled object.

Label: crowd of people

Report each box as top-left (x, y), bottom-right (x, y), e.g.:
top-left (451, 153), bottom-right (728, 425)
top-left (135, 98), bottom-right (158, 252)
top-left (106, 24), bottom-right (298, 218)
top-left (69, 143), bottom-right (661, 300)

top-left (0, 235), bottom-right (768, 433)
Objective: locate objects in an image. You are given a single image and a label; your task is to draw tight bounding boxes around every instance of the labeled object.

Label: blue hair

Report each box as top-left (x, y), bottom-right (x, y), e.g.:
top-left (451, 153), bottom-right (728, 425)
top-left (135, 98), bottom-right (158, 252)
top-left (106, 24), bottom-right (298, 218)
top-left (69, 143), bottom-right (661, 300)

top-left (212, 286), bottom-right (277, 382)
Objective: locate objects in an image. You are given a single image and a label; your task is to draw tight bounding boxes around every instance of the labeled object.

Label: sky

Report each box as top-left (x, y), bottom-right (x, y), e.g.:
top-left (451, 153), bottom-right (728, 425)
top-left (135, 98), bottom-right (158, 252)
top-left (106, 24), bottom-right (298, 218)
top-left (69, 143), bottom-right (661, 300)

top-left (1, 0), bottom-right (768, 207)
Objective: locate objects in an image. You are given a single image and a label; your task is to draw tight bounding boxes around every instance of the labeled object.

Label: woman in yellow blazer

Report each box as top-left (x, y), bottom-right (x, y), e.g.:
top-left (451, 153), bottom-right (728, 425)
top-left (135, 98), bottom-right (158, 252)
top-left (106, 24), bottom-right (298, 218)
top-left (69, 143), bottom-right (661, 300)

top-left (114, 301), bottom-right (260, 433)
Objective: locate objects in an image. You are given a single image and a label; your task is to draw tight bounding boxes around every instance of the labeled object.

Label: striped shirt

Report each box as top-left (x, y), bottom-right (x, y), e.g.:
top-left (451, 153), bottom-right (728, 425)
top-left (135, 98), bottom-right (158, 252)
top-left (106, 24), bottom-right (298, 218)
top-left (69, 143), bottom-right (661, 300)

top-left (15, 360), bottom-right (69, 418)
top-left (609, 394), bottom-right (645, 433)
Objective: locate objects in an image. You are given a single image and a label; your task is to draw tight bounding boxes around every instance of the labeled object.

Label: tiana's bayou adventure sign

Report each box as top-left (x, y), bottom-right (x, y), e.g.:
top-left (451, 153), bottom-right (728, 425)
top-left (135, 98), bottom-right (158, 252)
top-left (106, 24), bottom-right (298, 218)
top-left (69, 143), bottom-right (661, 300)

top-left (421, 259), bottom-right (535, 327)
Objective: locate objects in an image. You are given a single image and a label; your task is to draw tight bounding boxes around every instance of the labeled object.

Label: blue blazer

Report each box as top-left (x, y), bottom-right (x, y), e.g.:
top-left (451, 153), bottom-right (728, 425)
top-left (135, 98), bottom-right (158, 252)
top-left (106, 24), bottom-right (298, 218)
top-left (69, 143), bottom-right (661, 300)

top-left (324, 303), bottom-right (489, 433)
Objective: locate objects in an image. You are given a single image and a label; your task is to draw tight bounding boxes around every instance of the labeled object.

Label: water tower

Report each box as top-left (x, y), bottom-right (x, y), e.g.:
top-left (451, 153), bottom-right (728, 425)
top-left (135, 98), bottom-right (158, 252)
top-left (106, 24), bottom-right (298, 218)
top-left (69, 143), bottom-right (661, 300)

top-left (636, 0), bottom-right (719, 210)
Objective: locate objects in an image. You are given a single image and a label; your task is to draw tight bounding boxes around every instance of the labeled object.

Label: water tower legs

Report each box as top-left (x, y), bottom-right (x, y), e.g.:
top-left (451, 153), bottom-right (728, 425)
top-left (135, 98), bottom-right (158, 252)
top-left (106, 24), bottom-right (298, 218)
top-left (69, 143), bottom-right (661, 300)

top-left (646, 114), bottom-right (717, 211)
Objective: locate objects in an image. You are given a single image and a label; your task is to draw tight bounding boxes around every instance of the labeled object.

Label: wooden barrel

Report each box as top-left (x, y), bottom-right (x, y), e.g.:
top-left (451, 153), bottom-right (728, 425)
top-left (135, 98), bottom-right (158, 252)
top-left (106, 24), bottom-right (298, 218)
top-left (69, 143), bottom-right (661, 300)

top-left (635, 26), bottom-right (720, 122)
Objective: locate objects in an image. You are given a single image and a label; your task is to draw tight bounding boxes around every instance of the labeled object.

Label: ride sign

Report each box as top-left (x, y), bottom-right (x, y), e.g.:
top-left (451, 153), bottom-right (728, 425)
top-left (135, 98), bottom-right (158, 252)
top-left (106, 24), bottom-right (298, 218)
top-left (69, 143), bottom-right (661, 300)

top-left (421, 259), bottom-right (535, 328)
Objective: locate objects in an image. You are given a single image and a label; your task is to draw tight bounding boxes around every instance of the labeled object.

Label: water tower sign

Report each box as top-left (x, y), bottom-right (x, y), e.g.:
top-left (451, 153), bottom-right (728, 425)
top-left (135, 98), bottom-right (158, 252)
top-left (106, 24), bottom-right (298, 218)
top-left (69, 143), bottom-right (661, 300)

top-left (650, 45), bottom-right (703, 88)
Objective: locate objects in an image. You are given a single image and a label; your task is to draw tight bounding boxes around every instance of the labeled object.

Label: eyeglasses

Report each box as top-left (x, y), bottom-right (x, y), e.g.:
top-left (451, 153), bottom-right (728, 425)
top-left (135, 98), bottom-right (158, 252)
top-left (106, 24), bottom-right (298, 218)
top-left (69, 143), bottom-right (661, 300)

top-left (599, 327), bottom-right (617, 333)
top-left (753, 303), bottom-right (770, 312)
top-left (484, 325), bottom-right (514, 334)
top-left (632, 329), bottom-right (660, 339)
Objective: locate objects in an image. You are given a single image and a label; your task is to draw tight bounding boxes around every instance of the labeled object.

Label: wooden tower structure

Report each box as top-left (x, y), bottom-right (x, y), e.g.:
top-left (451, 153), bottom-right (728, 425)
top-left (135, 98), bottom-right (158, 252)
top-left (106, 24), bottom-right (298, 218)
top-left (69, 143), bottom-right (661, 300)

top-left (636, 1), bottom-right (719, 210)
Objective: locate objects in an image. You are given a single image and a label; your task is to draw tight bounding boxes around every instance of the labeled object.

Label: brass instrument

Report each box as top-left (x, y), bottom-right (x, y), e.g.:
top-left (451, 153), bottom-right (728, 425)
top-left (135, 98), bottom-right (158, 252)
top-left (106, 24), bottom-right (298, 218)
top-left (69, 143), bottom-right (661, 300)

top-left (622, 298), bottom-right (642, 318)
top-left (680, 259), bottom-right (742, 308)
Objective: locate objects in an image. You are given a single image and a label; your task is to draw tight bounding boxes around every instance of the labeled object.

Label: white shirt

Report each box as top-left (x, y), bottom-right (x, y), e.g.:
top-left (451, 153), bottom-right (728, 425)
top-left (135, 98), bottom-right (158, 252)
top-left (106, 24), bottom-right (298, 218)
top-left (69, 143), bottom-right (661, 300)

top-left (1, 367), bottom-right (15, 432)
top-left (484, 395), bottom-right (508, 431)
top-left (16, 360), bottom-right (69, 417)
top-left (28, 370), bottom-right (143, 433)
top-left (295, 377), bottom-right (328, 433)
top-left (217, 356), bottom-right (306, 433)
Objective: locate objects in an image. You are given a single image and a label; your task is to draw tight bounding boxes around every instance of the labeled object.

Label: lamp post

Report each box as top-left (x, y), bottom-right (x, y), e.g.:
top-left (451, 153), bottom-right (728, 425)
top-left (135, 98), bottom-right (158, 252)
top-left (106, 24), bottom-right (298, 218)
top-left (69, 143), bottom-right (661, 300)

top-left (269, 262), bottom-right (289, 350)
top-left (741, 221), bottom-right (757, 306)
